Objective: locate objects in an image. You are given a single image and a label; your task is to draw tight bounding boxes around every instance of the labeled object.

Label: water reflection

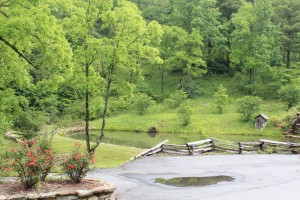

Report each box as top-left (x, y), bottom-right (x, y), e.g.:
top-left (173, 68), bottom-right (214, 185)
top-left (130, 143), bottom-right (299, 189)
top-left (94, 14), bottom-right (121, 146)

top-left (154, 176), bottom-right (235, 187)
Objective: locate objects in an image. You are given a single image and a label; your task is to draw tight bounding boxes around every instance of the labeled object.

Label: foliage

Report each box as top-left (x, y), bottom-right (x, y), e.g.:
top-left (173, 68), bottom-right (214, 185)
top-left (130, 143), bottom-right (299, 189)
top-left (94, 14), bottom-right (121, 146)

top-left (278, 84), bottom-right (300, 109)
top-left (230, 0), bottom-right (280, 95)
top-left (62, 142), bottom-right (94, 183)
top-left (134, 93), bottom-right (155, 115)
top-left (8, 138), bottom-right (55, 188)
top-left (213, 84), bottom-right (228, 114)
top-left (237, 96), bottom-right (262, 121)
top-left (0, 158), bottom-right (10, 178)
top-left (165, 90), bottom-right (188, 109)
top-left (13, 110), bottom-right (49, 140)
top-left (177, 103), bottom-right (192, 126)
top-left (273, 0), bottom-right (300, 68)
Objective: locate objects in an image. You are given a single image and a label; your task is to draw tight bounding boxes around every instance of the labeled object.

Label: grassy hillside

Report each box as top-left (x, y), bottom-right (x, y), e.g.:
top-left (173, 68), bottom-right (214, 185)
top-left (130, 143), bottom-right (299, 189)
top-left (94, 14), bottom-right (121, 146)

top-left (91, 98), bottom-right (290, 137)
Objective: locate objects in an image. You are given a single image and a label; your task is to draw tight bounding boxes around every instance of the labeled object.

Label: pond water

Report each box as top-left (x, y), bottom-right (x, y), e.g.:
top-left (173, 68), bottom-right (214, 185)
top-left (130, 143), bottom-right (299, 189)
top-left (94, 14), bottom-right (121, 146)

top-left (67, 130), bottom-right (297, 149)
top-left (154, 176), bottom-right (235, 187)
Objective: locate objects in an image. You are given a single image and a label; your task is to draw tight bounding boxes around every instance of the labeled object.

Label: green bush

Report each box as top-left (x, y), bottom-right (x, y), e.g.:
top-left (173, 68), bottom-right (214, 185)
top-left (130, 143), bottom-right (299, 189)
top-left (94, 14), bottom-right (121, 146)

top-left (237, 96), bottom-right (262, 121)
top-left (134, 93), bottom-right (155, 115)
top-left (165, 90), bottom-right (188, 109)
top-left (278, 84), bottom-right (300, 109)
top-left (213, 84), bottom-right (228, 114)
top-left (178, 103), bottom-right (192, 126)
top-left (8, 138), bottom-right (55, 188)
top-left (62, 142), bottom-right (94, 183)
top-left (13, 110), bottom-right (48, 140)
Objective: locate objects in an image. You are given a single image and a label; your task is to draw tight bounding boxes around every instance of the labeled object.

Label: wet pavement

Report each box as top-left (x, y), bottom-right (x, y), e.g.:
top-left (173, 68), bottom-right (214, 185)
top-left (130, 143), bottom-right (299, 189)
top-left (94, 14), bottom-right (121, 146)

top-left (87, 155), bottom-right (300, 200)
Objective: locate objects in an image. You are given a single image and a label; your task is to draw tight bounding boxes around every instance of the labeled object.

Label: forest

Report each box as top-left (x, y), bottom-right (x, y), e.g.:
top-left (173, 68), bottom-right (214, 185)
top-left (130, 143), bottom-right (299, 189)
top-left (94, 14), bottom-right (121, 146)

top-left (1, 0), bottom-right (300, 151)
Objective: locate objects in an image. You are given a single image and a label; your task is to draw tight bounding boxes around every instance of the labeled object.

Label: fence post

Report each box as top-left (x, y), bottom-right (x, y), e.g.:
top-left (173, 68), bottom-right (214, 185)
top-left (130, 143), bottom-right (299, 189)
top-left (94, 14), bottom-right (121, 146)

top-left (259, 142), bottom-right (264, 152)
top-left (238, 142), bottom-right (242, 154)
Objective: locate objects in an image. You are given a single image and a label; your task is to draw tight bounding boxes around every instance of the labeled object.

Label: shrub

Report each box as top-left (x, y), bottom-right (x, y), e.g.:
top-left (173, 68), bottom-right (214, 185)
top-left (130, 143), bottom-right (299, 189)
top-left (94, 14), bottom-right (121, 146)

top-left (213, 84), bottom-right (228, 114)
top-left (178, 103), bottom-right (192, 126)
top-left (134, 93), bottom-right (155, 115)
top-left (237, 96), bottom-right (262, 121)
top-left (165, 90), bottom-right (188, 109)
top-left (8, 138), bottom-right (55, 188)
top-left (0, 158), bottom-right (11, 178)
top-left (37, 133), bottom-right (55, 181)
top-left (278, 84), bottom-right (300, 109)
top-left (62, 142), bottom-right (94, 183)
top-left (13, 110), bottom-right (49, 140)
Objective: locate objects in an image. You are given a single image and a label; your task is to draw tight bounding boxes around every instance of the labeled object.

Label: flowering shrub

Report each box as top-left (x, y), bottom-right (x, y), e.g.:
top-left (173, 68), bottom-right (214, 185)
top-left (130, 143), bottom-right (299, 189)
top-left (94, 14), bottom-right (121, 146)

top-left (0, 158), bottom-right (11, 178)
top-left (62, 142), bottom-right (94, 183)
top-left (8, 138), bottom-right (55, 188)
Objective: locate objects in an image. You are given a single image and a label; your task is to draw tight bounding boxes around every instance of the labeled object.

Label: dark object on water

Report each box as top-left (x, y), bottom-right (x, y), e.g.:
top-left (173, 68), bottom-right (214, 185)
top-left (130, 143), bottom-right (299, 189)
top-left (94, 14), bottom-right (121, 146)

top-left (254, 114), bottom-right (269, 129)
top-left (154, 175), bottom-right (235, 187)
top-left (148, 127), bottom-right (158, 133)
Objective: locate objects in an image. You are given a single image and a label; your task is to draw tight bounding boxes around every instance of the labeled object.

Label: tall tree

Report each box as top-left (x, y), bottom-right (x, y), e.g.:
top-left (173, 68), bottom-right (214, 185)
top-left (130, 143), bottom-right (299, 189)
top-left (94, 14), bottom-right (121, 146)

top-left (55, 0), bottom-right (108, 152)
top-left (91, 0), bottom-right (163, 152)
top-left (273, 0), bottom-right (300, 68)
top-left (230, 0), bottom-right (279, 95)
top-left (170, 0), bottom-right (227, 73)
top-left (160, 26), bottom-right (206, 97)
top-left (0, 0), bottom-right (72, 132)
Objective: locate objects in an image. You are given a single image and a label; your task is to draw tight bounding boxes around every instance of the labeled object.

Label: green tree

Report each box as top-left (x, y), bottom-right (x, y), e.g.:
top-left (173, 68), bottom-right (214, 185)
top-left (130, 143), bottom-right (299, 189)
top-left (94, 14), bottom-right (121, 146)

top-left (91, 0), bottom-right (163, 152)
top-left (0, 0), bottom-right (72, 133)
top-left (54, 0), bottom-right (107, 152)
top-left (170, 0), bottom-right (227, 72)
top-left (278, 84), bottom-right (300, 109)
top-left (160, 26), bottom-right (206, 97)
top-left (230, 0), bottom-right (279, 95)
top-left (134, 93), bottom-right (155, 115)
top-left (273, 0), bottom-right (300, 68)
top-left (178, 103), bottom-right (192, 126)
top-left (214, 84), bottom-right (228, 114)
top-left (237, 96), bottom-right (262, 121)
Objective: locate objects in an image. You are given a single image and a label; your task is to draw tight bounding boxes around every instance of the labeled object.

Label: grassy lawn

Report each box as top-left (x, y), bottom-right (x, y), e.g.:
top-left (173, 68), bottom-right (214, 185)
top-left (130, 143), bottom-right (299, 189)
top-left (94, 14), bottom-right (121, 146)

top-left (0, 134), bottom-right (143, 169)
top-left (52, 135), bottom-right (143, 168)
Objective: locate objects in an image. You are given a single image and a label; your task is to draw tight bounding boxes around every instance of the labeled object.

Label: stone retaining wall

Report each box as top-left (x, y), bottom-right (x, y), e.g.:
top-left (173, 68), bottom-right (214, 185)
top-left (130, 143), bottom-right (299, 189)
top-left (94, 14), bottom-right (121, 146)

top-left (0, 181), bottom-right (116, 200)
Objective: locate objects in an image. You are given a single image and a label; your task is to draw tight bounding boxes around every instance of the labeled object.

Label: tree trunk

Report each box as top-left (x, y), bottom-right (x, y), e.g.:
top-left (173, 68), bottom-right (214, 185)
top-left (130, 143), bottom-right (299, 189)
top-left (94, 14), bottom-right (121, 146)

top-left (161, 64), bottom-right (164, 94)
top-left (91, 64), bottom-right (115, 153)
top-left (130, 70), bottom-right (133, 83)
top-left (286, 50), bottom-right (290, 68)
top-left (249, 69), bottom-right (252, 95)
top-left (85, 64), bottom-right (91, 152)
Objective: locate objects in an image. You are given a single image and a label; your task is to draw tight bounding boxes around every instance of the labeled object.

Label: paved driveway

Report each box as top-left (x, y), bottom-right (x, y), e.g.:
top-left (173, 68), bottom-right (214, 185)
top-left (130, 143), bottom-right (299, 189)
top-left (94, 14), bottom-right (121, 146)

top-left (87, 155), bottom-right (300, 200)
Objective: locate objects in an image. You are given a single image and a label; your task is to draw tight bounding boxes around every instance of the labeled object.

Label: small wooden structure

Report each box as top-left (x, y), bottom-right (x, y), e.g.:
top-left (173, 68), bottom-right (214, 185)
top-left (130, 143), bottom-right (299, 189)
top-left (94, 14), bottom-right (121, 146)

top-left (254, 114), bottom-right (269, 129)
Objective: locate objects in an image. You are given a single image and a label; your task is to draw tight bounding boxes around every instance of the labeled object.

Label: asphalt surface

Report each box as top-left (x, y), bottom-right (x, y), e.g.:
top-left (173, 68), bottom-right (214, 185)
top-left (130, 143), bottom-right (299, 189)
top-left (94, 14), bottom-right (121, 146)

top-left (87, 155), bottom-right (300, 200)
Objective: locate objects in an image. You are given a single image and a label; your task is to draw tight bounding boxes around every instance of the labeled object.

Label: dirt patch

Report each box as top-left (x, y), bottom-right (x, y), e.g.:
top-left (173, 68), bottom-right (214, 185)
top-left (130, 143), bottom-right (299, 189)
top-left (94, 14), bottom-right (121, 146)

top-left (0, 178), bottom-right (106, 196)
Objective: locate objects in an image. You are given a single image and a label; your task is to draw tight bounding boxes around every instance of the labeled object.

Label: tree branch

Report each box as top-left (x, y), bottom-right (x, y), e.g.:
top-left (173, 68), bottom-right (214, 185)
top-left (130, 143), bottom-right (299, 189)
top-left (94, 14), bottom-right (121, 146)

top-left (0, 0), bottom-right (9, 8)
top-left (0, 9), bottom-right (8, 18)
top-left (0, 35), bottom-right (35, 68)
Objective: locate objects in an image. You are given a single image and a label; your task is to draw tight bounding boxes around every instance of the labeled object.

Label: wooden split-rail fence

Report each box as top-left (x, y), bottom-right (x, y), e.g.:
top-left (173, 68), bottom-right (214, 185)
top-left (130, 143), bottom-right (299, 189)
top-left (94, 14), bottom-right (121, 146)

top-left (134, 138), bottom-right (300, 159)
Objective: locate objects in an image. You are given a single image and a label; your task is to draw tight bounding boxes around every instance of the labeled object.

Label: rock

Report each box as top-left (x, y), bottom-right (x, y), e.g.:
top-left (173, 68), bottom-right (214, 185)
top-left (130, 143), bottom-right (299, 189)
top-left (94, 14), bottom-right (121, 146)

top-left (26, 193), bottom-right (40, 200)
top-left (0, 195), bottom-right (8, 200)
top-left (77, 190), bottom-right (93, 198)
top-left (56, 196), bottom-right (78, 200)
top-left (40, 192), bottom-right (57, 199)
top-left (8, 194), bottom-right (26, 200)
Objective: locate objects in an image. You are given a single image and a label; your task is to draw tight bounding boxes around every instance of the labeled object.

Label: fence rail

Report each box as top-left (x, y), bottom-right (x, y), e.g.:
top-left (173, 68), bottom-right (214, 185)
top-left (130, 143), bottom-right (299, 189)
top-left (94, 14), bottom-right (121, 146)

top-left (135, 138), bottom-right (300, 158)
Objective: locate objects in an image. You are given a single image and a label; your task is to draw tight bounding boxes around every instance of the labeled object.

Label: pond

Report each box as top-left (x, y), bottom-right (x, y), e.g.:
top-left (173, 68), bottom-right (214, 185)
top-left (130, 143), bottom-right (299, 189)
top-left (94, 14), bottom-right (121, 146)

top-left (67, 130), bottom-right (296, 149)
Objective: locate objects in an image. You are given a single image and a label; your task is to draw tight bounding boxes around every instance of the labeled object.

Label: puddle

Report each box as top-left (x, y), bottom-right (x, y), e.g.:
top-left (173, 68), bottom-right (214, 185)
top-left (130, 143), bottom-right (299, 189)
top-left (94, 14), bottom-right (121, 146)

top-left (154, 176), bottom-right (235, 187)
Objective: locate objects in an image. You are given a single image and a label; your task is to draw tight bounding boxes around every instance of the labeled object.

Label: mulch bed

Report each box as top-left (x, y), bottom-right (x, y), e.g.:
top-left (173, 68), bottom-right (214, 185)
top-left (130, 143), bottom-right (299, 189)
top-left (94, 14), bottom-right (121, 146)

top-left (0, 178), bottom-right (103, 196)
